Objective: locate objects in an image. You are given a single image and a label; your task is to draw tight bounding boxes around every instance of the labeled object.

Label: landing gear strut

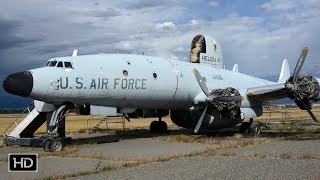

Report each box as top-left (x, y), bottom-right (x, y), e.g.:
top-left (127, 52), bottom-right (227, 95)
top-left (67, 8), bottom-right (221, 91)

top-left (240, 118), bottom-right (261, 136)
top-left (150, 116), bottom-right (168, 133)
top-left (43, 105), bottom-right (71, 152)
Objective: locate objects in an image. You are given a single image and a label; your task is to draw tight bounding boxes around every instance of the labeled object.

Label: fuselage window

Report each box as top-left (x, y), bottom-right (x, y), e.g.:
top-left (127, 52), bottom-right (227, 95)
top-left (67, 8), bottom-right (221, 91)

top-left (64, 62), bottom-right (73, 68)
top-left (50, 61), bottom-right (57, 67)
top-left (153, 72), bottom-right (157, 79)
top-left (123, 70), bottom-right (128, 76)
top-left (57, 61), bottom-right (63, 68)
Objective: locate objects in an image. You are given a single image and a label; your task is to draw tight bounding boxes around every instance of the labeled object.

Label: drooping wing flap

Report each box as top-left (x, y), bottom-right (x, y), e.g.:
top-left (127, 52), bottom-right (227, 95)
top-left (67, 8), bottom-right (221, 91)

top-left (246, 83), bottom-right (287, 102)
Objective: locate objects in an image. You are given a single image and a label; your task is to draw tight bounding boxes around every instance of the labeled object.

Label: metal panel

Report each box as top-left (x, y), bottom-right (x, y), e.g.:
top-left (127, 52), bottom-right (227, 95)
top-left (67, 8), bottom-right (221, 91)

top-left (90, 105), bottom-right (117, 116)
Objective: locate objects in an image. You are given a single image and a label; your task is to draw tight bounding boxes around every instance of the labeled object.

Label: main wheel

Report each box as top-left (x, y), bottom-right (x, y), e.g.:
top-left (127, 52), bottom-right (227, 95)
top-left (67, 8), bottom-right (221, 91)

top-left (240, 122), bottom-right (250, 134)
top-left (150, 121), bottom-right (159, 133)
top-left (159, 121), bottom-right (168, 133)
top-left (249, 122), bottom-right (261, 136)
top-left (50, 139), bottom-right (64, 152)
top-left (44, 139), bottom-right (52, 152)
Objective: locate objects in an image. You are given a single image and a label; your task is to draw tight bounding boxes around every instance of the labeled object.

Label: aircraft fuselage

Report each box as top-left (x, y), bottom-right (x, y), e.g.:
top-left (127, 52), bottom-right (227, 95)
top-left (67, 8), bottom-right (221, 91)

top-left (24, 54), bottom-right (274, 110)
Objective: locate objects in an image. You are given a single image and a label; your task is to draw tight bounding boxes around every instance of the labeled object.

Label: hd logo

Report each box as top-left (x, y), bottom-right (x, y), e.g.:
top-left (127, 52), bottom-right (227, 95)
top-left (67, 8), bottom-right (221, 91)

top-left (8, 154), bottom-right (38, 172)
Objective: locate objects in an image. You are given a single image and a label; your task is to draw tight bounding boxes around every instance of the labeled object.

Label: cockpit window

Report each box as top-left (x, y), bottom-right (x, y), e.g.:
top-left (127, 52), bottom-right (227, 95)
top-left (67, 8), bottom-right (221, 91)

top-left (45, 61), bottom-right (51, 66)
top-left (57, 61), bottom-right (63, 68)
top-left (64, 62), bottom-right (73, 68)
top-left (50, 61), bottom-right (57, 67)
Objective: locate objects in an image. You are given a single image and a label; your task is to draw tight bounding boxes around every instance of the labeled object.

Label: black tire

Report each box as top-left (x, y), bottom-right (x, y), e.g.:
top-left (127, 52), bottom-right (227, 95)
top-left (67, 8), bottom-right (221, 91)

top-left (50, 139), bottom-right (64, 152)
top-left (150, 121), bottom-right (159, 133)
top-left (44, 139), bottom-right (52, 152)
top-left (249, 122), bottom-right (261, 136)
top-left (240, 122), bottom-right (250, 133)
top-left (159, 121), bottom-right (168, 133)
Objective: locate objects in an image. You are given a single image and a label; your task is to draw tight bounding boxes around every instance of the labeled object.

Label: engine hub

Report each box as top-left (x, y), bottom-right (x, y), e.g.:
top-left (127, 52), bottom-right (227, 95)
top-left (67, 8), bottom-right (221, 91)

top-left (208, 87), bottom-right (241, 119)
top-left (286, 75), bottom-right (320, 109)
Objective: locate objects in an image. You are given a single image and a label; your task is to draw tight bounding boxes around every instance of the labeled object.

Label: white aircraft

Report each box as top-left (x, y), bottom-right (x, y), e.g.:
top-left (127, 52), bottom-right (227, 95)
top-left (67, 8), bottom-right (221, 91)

top-left (3, 34), bottom-right (320, 151)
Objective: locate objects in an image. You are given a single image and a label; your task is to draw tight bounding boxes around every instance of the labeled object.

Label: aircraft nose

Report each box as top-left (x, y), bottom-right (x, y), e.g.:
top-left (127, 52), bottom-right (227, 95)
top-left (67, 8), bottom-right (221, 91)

top-left (3, 71), bottom-right (33, 97)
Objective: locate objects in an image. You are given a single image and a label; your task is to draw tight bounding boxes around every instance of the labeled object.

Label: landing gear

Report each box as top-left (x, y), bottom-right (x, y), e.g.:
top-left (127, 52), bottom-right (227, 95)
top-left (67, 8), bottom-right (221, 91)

top-left (150, 116), bottom-right (167, 133)
top-left (44, 139), bottom-right (52, 152)
top-left (43, 104), bottom-right (71, 152)
top-left (249, 122), bottom-right (261, 136)
top-left (240, 118), bottom-right (261, 136)
top-left (43, 138), bottom-right (64, 152)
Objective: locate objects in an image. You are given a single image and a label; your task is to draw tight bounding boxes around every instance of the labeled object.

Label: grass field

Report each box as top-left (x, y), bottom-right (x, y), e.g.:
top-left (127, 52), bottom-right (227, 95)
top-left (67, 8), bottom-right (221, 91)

top-left (0, 107), bottom-right (319, 136)
top-left (0, 113), bottom-right (174, 136)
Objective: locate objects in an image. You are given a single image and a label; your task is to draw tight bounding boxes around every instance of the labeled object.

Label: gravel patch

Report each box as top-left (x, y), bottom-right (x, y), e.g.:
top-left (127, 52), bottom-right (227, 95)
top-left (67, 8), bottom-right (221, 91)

top-left (72, 138), bottom-right (217, 161)
top-left (0, 156), bottom-right (123, 180)
top-left (216, 139), bottom-right (320, 158)
top-left (73, 155), bottom-right (320, 180)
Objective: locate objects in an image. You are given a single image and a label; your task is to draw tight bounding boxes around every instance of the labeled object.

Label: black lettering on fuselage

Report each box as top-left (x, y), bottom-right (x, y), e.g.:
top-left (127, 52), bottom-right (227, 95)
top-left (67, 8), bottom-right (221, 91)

top-left (114, 78), bottom-right (120, 89)
top-left (101, 78), bottom-right (108, 89)
top-left (128, 79), bottom-right (134, 89)
top-left (141, 79), bottom-right (147, 89)
top-left (135, 79), bottom-right (141, 89)
top-left (97, 78), bottom-right (100, 89)
top-left (121, 79), bottom-right (128, 89)
top-left (76, 77), bottom-right (83, 89)
top-left (90, 79), bottom-right (96, 89)
top-left (60, 77), bottom-right (68, 89)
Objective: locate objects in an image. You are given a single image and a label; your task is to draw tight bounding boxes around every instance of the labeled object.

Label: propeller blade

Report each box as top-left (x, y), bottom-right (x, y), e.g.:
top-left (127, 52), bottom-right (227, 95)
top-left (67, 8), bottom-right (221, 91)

top-left (123, 113), bottom-right (131, 122)
top-left (215, 95), bottom-right (243, 102)
top-left (193, 68), bottom-right (210, 96)
top-left (299, 100), bottom-right (318, 122)
top-left (194, 105), bottom-right (208, 133)
top-left (292, 47), bottom-right (308, 82)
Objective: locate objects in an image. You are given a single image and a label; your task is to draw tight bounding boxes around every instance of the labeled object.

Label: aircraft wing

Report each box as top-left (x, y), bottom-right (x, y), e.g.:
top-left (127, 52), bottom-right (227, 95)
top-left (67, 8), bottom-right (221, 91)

top-left (246, 83), bottom-right (287, 102)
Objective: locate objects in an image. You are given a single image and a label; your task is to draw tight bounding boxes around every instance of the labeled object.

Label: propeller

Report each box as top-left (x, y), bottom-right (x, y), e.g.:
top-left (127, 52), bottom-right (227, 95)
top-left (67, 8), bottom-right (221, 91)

top-left (286, 47), bottom-right (318, 122)
top-left (193, 68), bottom-right (242, 133)
top-left (292, 47), bottom-right (308, 83)
top-left (122, 113), bottom-right (131, 122)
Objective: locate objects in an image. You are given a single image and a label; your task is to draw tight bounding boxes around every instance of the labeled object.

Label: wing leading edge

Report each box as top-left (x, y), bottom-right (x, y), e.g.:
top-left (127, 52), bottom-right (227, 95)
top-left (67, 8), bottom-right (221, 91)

top-left (246, 83), bottom-right (287, 102)
top-left (246, 59), bottom-right (290, 102)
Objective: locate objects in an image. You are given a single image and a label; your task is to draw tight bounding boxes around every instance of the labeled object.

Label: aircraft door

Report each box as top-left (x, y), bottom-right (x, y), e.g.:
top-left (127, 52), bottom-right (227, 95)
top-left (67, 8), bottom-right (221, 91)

top-left (172, 63), bottom-right (187, 103)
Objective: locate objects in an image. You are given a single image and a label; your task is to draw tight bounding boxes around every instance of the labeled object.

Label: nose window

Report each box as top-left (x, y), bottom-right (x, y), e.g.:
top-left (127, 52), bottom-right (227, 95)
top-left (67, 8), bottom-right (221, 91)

top-left (45, 61), bottom-right (51, 66)
top-left (50, 61), bottom-right (57, 67)
top-left (57, 61), bottom-right (63, 68)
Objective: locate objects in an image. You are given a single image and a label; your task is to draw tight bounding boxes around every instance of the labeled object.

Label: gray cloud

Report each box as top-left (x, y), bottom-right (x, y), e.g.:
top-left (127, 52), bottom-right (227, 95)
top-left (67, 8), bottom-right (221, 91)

top-left (0, 18), bottom-right (42, 50)
top-left (0, 0), bottom-right (319, 78)
top-left (0, 0), bottom-right (320, 108)
top-left (124, 0), bottom-right (180, 9)
top-left (92, 8), bottom-right (121, 18)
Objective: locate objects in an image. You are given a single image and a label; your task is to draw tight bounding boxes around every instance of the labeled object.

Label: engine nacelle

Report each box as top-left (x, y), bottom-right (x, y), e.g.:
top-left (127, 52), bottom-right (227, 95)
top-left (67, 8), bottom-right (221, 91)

top-left (286, 75), bottom-right (320, 109)
top-left (171, 109), bottom-right (242, 130)
top-left (208, 87), bottom-right (241, 119)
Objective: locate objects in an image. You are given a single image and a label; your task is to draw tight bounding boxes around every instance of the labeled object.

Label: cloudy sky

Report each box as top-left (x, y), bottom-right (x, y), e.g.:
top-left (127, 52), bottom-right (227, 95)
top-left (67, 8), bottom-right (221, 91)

top-left (1, 0), bottom-right (320, 108)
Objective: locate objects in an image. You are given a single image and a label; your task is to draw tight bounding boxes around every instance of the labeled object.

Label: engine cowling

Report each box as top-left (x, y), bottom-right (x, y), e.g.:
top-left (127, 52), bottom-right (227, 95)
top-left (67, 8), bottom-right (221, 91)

top-left (286, 75), bottom-right (320, 110)
top-left (170, 109), bottom-right (242, 130)
top-left (171, 87), bottom-right (242, 130)
top-left (207, 87), bottom-right (241, 119)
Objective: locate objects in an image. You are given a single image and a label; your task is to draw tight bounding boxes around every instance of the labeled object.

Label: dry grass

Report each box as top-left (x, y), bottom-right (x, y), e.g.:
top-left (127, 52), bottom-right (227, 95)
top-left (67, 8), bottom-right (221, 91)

top-left (156, 134), bottom-right (271, 153)
top-left (256, 108), bottom-right (320, 122)
top-left (0, 113), bottom-right (174, 136)
top-left (1, 107), bottom-right (319, 136)
top-left (266, 125), bottom-right (307, 132)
